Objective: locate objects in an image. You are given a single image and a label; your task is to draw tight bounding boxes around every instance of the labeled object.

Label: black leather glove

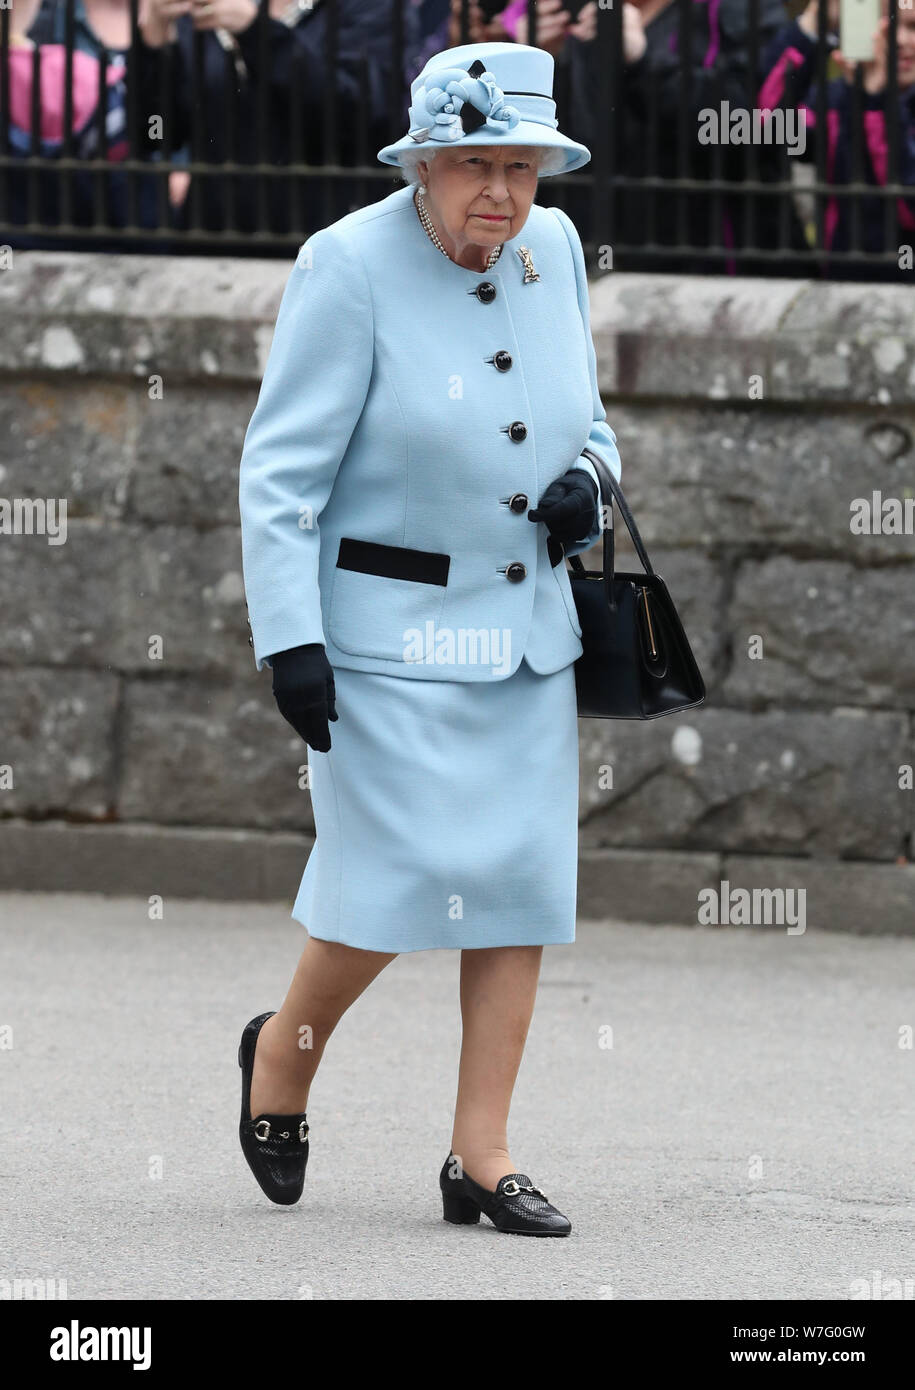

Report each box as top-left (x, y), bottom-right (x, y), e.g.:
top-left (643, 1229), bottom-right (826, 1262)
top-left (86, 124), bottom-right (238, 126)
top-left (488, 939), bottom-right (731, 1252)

top-left (528, 468), bottom-right (599, 545)
top-left (271, 643), bottom-right (338, 753)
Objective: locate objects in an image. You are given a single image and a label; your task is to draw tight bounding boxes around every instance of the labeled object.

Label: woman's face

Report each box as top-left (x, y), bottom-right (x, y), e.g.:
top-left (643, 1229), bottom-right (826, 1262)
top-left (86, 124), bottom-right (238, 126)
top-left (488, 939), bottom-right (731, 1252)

top-left (10, 0), bottom-right (42, 39)
top-left (418, 145), bottom-right (540, 255)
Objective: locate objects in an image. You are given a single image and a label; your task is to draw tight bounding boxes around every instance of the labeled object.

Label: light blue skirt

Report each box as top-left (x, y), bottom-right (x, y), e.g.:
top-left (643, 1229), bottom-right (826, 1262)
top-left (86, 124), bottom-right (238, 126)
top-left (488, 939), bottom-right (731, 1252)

top-left (291, 654), bottom-right (580, 953)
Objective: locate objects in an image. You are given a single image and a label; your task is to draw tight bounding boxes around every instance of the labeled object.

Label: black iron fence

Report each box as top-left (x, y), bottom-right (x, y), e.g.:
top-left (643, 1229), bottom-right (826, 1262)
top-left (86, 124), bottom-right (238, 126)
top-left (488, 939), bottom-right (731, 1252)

top-left (1, 0), bottom-right (913, 279)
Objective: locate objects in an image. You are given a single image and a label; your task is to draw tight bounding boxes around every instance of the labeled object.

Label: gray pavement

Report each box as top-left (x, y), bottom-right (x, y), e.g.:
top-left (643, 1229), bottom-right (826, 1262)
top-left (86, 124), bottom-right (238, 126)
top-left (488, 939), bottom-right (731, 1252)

top-left (1, 891), bottom-right (913, 1301)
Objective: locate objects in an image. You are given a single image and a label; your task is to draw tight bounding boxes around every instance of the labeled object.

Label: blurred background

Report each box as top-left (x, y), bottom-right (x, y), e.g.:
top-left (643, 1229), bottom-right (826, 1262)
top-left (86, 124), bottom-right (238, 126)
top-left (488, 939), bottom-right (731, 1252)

top-left (2, 0), bottom-right (914, 274)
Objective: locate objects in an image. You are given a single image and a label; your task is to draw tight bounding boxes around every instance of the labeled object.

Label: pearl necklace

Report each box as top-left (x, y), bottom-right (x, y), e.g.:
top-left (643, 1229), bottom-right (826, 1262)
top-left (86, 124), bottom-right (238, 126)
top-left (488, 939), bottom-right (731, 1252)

top-left (414, 186), bottom-right (503, 270)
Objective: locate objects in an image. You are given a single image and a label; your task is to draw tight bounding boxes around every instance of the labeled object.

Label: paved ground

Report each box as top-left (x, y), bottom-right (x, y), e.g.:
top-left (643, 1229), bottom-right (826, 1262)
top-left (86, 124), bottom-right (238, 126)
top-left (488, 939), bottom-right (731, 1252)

top-left (1, 891), bottom-right (913, 1301)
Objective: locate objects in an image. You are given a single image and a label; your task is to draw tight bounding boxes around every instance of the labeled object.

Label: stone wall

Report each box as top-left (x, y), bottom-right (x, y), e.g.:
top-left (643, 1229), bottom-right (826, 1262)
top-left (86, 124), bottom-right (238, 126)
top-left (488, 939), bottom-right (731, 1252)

top-left (1, 253), bottom-right (913, 932)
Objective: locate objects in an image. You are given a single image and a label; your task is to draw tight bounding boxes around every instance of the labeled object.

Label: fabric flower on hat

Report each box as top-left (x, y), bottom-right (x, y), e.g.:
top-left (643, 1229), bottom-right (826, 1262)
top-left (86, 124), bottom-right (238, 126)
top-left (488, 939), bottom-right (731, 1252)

top-left (408, 66), bottom-right (521, 145)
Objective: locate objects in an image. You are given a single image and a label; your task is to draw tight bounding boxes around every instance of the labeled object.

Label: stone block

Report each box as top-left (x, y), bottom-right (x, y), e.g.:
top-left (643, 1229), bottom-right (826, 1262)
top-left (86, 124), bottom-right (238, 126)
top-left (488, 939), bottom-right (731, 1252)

top-left (578, 705), bottom-right (909, 859)
top-left (0, 668), bottom-right (118, 817)
top-left (119, 679), bottom-right (315, 831)
top-left (725, 557), bottom-right (915, 707)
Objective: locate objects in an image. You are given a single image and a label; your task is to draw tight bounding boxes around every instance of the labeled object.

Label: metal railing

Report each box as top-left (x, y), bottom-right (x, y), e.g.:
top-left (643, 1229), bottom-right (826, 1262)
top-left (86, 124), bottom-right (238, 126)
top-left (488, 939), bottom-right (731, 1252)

top-left (1, 0), bottom-right (912, 278)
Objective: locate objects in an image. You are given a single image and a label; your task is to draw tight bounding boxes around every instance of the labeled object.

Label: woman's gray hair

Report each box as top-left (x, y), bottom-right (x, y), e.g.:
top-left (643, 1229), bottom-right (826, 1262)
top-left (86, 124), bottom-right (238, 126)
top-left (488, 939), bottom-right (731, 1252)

top-left (398, 144), bottom-right (567, 184)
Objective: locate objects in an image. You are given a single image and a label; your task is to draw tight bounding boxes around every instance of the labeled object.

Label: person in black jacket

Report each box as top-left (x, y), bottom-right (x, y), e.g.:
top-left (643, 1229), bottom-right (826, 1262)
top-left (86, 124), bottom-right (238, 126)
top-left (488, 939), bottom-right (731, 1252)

top-left (567, 0), bottom-right (811, 275)
top-left (135, 0), bottom-right (410, 247)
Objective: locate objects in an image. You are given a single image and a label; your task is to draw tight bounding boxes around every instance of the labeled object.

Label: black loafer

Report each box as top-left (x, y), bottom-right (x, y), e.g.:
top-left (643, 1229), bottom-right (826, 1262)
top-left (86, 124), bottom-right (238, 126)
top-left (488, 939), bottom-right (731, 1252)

top-left (238, 1012), bottom-right (309, 1206)
top-left (439, 1153), bottom-right (571, 1236)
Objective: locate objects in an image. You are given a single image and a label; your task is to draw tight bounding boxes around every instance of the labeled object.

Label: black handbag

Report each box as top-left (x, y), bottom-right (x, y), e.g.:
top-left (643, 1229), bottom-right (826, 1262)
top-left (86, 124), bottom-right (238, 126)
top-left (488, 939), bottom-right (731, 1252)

top-left (566, 447), bottom-right (707, 719)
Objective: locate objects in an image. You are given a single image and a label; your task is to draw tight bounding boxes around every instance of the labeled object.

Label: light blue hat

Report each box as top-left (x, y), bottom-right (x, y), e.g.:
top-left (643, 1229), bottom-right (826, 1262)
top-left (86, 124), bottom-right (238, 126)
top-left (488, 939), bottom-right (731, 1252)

top-left (377, 42), bottom-right (591, 177)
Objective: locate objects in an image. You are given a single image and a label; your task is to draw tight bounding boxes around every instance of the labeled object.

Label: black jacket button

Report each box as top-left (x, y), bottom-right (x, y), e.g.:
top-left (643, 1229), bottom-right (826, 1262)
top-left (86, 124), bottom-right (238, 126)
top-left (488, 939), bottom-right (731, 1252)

top-left (508, 420), bottom-right (527, 442)
top-left (506, 562), bottom-right (527, 582)
top-left (474, 281), bottom-right (497, 303)
top-left (493, 350), bottom-right (513, 371)
top-left (508, 493), bottom-right (528, 513)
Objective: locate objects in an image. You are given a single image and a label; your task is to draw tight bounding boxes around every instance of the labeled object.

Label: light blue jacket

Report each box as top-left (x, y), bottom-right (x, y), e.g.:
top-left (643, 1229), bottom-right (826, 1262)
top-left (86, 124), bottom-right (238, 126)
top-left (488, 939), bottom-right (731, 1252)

top-left (238, 181), bottom-right (621, 681)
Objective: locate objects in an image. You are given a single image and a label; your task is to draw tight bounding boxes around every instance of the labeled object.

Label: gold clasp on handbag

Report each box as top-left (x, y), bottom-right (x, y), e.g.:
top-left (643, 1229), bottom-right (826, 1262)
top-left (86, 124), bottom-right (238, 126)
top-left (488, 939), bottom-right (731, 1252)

top-left (638, 586), bottom-right (657, 661)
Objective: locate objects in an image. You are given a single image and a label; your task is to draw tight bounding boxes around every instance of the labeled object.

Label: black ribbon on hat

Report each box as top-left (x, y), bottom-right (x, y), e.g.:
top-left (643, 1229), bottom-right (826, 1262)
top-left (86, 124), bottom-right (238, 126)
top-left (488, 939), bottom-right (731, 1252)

top-left (459, 59), bottom-right (489, 135)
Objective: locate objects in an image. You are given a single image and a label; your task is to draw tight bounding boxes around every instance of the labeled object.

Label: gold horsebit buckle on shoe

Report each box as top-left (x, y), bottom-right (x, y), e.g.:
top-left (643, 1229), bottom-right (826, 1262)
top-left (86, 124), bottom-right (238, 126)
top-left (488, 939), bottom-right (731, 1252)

top-left (501, 1180), bottom-right (547, 1199)
top-left (253, 1119), bottom-right (308, 1143)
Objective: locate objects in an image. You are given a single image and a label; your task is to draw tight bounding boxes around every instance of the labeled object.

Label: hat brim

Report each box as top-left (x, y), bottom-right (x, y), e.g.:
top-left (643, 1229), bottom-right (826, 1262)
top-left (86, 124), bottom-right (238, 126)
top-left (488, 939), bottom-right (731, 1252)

top-left (376, 121), bottom-right (591, 177)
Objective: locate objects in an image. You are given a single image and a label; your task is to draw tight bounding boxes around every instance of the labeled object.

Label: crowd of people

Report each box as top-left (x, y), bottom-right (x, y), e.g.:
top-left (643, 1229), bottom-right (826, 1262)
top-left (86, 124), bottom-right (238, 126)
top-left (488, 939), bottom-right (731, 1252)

top-left (1, 0), bottom-right (914, 276)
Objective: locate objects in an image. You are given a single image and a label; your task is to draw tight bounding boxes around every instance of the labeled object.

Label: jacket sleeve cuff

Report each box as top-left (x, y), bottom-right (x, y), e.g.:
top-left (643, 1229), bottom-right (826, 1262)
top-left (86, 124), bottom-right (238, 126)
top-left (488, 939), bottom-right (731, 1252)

top-left (560, 457), bottom-right (599, 555)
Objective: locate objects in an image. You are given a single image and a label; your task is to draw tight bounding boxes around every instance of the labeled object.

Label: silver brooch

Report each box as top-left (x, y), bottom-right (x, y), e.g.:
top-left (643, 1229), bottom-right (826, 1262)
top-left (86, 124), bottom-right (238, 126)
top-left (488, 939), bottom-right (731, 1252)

top-left (408, 128), bottom-right (432, 143)
top-left (517, 246), bottom-right (540, 283)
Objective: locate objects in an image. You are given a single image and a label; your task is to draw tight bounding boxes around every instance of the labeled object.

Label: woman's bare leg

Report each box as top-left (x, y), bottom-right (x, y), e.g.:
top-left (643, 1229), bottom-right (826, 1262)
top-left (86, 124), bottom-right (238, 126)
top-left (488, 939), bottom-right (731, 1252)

top-left (450, 944), bottom-right (543, 1193)
top-left (249, 937), bottom-right (398, 1116)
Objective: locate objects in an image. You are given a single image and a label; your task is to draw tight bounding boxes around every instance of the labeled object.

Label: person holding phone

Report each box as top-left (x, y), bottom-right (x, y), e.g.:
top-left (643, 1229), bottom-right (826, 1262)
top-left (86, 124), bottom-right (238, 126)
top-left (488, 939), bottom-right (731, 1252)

top-left (831, 4), bottom-right (915, 93)
top-left (563, 0), bottom-right (809, 275)
top-left (449, 0), bottom-right (596, 56)
top-left (135, 0), bottom-right (405, 243)
top-left (759, 0), bottom-right (915, 279)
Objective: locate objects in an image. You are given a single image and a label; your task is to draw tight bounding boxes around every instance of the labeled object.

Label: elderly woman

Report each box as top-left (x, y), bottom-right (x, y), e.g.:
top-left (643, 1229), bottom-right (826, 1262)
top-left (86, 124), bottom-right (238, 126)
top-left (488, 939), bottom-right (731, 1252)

top-left (237, 40), bottom-right (621, 1236)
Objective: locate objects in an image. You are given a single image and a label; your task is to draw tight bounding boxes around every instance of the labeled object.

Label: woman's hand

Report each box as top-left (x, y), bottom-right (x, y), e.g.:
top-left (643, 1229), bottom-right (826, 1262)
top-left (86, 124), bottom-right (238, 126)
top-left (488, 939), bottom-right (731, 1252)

top-left (138, 0), bottom-right (191, 47)
top-left (448, 2), bottom-right (501, 47)
top-left (528, 468), bottom-right (599, 545)
top-left (798, 0), bottom-right (841, 41)
top-left (569, 2), bottom-right (598, 43)
top-left (514, 0), bottom-right (574, 56)
top-left (622, 3), bottom-right (647, 65)
top-left (168, 168), bottom-right (192, 208)
top-left (271, 643), bottom-right (338, 753)
top-left (188, 0), bottom-right (258, 33)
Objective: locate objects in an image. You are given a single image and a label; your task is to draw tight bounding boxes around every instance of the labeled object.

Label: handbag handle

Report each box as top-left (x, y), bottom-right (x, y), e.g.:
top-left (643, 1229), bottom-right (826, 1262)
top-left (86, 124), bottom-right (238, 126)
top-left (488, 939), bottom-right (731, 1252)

top-left (572, 446), bottom-right (658, 613)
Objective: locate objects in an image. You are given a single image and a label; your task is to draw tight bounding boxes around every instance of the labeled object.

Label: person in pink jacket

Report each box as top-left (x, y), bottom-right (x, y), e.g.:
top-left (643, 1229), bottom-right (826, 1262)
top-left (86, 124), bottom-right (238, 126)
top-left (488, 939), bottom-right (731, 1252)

top-left (759, 0), bottom-right (915, 278)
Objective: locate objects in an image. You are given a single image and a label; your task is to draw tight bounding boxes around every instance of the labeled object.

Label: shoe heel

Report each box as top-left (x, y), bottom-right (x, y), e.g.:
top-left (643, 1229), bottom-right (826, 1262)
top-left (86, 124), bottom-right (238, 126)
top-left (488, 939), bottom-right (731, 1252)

top-left (442, 1193), bottom-right (481, 1225)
